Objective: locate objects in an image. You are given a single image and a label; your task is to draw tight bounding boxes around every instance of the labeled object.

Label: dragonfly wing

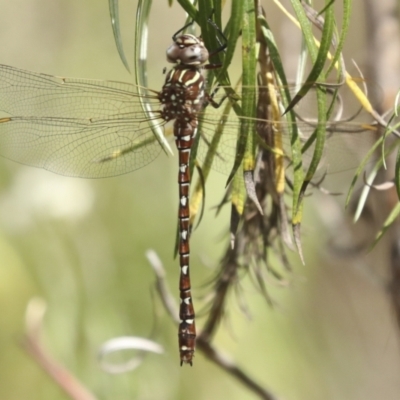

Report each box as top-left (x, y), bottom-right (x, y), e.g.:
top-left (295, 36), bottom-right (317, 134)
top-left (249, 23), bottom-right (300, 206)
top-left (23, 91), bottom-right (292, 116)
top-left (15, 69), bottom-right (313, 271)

top-left (0, 64), bottom-right (160, 119)
top-left (197, 108), bottom-right (383, 183)
top-left (0, 116), bottom-right (162, 178)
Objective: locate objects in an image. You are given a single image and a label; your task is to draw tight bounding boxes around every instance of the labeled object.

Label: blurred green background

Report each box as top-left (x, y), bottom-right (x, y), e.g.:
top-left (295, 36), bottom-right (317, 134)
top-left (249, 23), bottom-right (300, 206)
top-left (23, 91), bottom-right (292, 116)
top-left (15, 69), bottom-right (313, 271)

top-left (0, 1), bottom-right (400, 399)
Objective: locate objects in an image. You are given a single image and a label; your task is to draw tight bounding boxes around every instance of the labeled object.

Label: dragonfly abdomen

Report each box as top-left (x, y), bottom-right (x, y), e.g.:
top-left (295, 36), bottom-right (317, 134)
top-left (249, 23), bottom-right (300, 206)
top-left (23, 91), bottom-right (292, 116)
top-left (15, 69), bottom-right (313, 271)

top-left (175, 119), bottom-right (198, 366)
top-left (161, 34), bottom-right (209, 366)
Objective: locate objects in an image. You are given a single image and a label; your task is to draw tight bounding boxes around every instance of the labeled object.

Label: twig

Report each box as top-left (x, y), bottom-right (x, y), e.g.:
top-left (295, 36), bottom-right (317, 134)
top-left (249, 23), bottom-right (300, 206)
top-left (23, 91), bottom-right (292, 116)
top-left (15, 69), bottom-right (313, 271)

top-left (22, 298), bottom-right (98, 400)
top-left (146, 249), bottom-right (179, 323)
top-left (196, 339), bottom-right (279, 400)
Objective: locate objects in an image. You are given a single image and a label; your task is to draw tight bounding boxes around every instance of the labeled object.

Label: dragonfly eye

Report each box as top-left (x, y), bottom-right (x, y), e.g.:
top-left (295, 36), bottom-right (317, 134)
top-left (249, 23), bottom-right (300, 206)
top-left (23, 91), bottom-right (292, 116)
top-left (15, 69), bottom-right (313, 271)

top-left (166, 35), bottom-right (209, 66)
top-left (181, 45), bottom-right (209, 66)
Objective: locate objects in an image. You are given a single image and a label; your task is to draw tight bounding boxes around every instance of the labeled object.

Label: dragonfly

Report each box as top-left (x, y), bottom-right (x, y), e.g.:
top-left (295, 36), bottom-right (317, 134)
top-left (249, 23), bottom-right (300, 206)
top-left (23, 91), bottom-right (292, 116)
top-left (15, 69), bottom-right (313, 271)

top-left (0, 31), bottom-right (224, 367)
top-left (0, 31), bottom-right (384, 365)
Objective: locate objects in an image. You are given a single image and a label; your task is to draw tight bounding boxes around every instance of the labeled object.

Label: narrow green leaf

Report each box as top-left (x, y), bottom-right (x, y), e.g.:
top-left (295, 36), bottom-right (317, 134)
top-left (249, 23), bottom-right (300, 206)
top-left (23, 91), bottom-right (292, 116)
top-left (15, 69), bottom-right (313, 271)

top-left (231, 163), bottom-right (246, 217)
top-left (109, 0), bottom-right (131, 72)
top-left (290, 1), bottom-right (335, 222)
top-left (300, 85), bottom-right (327, 183)
top-left (241, 0), bottom-right (257, 173)
top-left (176, 0), bottom-right (198, 20)
top-left (215, 0), bottom-right (243, 81)
top-left (134, 0), bottom-right (173, 156)
top-left (326, 0), bottom-right (352, 75)
top-left (345, 135), bottom-right (385, 207)
top-left (286, 0), bottom-right (334, 112)
top-left (196, 0), bottom-right (233, 91)
top-left (371, 202), bottom-right (400, 249)
top-left (353, 139), bottom-right (399, 221)
top-left (290, 0), bottom-right (319, 59)
top-left (226, 0), bottom-right (256, 185)
top-left (198, 0), bottom-right (223, 74)
top-left (396, 145), bottom-right (400, 201)
top-left (353, 168), bottom-right (377, 223)
top-left (295, 36), bottom-right (309, 87)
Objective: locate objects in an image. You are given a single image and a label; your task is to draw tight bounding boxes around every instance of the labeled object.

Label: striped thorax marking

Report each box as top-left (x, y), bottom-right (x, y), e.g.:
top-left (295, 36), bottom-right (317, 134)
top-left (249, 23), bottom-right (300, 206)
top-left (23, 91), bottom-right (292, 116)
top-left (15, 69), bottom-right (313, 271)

top-left (181, 70), bottom-right (201, 87)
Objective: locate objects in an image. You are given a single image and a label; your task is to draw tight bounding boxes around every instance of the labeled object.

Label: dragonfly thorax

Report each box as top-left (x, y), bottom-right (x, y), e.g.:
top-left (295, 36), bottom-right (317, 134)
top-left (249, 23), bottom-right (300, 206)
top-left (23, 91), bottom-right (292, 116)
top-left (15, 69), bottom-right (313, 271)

top-left (159, 64), bottom-right (206, 122)
top-left (166, 34), bottom-right (209, 66)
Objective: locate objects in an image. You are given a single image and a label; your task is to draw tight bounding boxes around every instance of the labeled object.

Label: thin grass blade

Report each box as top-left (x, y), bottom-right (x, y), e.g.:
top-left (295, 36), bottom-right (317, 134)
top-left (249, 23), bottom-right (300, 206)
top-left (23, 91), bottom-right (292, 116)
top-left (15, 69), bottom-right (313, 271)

top-left (286, 0), bottom-right (334, 112)
top-left (109, 0), bottom-right (131, 72)
top-left (371, 202), bottom-right (400, 249)
top-left (134, 0), bottom-right (173, 156)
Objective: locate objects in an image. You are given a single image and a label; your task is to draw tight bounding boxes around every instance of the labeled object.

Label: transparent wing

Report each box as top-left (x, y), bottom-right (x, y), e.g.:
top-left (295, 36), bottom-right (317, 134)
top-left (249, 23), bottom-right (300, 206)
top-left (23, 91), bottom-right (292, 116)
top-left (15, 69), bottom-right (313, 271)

top-left (0, 64), bottom-right (389, 180)
top-left (0, 64), bottom-right (164, 178)
top-left (196, 89), bottom-right (384, 179)
top-left (0, 116), bottom-right (163, 177)
top-left (0, 64), bottom-right (160, 118)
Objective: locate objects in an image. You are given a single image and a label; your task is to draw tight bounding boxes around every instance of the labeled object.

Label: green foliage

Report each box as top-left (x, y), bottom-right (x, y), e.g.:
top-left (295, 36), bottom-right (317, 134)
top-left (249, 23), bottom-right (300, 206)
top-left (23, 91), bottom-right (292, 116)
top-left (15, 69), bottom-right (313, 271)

top-left (3, 0), bottom-right (400, 399)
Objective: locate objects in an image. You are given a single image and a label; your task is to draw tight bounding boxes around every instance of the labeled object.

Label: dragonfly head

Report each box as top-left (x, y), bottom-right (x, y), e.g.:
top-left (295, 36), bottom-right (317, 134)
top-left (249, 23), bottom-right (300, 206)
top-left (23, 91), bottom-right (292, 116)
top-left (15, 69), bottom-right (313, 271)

top-left (166, 34), bottom-right (209, 66)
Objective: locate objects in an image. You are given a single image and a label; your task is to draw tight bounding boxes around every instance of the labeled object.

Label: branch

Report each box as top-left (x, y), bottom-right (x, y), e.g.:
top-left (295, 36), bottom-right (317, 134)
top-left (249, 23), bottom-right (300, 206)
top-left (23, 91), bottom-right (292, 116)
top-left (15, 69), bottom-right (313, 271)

top-left (22, 298), bottom-right (98, 400)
